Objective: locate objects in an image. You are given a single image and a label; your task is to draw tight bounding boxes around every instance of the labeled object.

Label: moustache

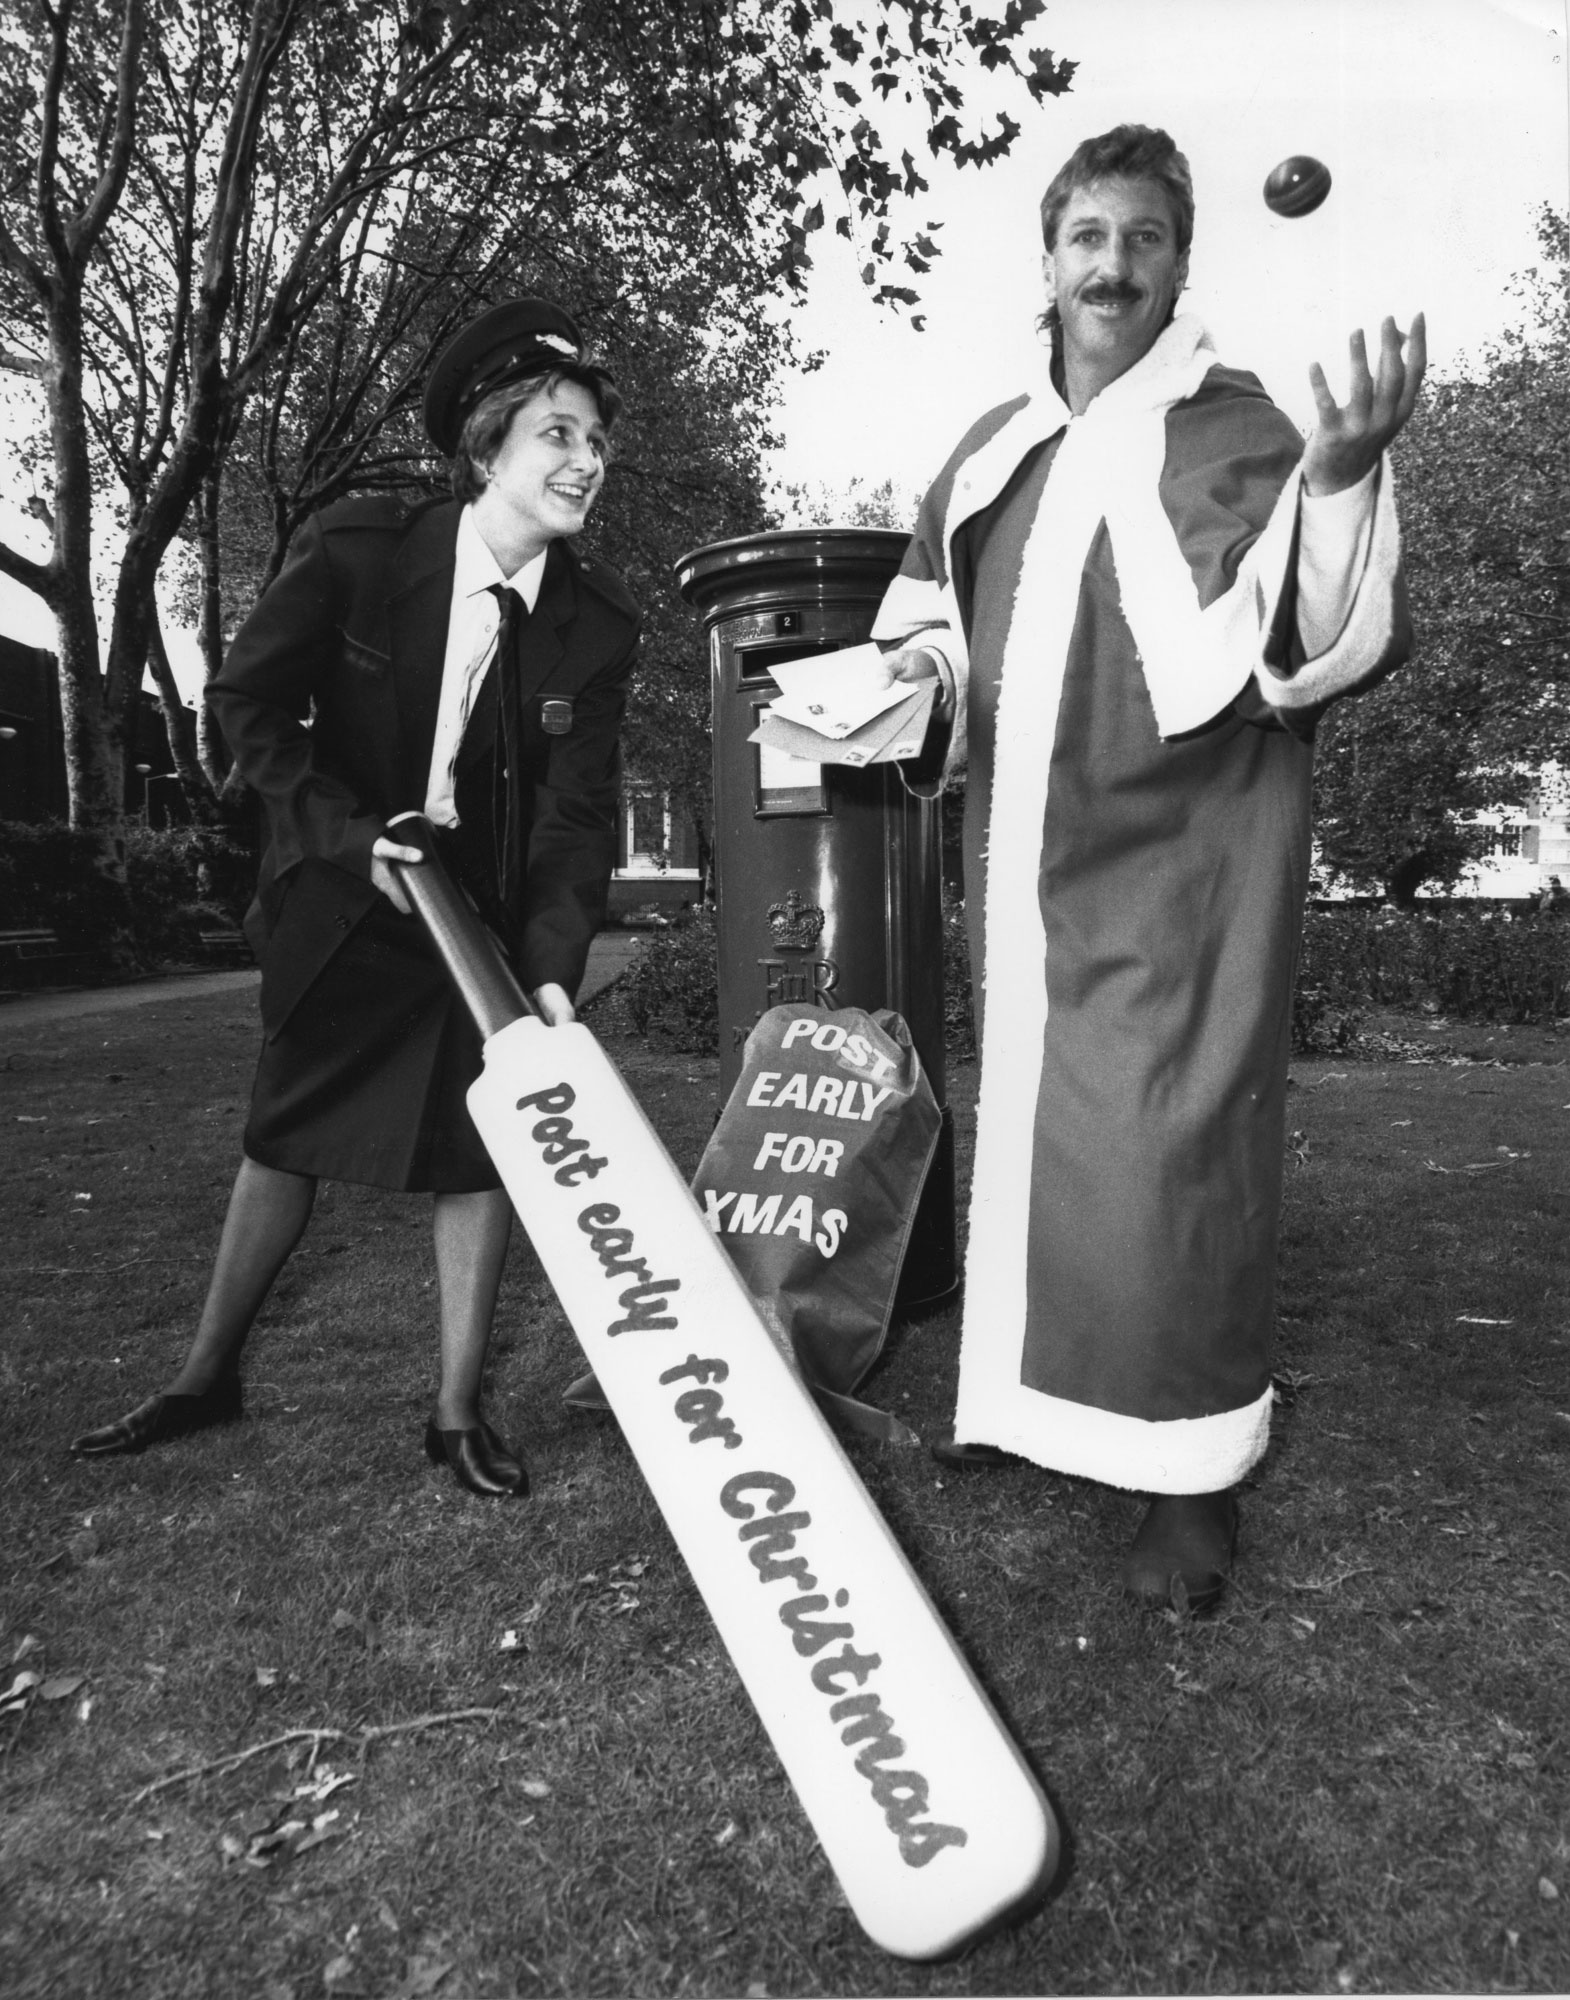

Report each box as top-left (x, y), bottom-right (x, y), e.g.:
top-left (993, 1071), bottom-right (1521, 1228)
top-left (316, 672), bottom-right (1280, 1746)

top-left (1079, 283), bottom-right (1143, 306)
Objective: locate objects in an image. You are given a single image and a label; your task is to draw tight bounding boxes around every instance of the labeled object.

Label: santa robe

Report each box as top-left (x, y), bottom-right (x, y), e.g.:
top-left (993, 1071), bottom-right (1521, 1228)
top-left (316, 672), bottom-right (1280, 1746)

top-left (873, 317), bottom-right (1410, 1492)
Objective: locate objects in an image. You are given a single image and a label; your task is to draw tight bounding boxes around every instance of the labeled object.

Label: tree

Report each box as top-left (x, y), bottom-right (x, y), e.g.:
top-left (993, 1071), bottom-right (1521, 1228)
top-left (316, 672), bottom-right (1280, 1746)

top-left (1, 0), bottom-right (1076, 898)
top-left (1313, 207), bottom-right (1570, 904)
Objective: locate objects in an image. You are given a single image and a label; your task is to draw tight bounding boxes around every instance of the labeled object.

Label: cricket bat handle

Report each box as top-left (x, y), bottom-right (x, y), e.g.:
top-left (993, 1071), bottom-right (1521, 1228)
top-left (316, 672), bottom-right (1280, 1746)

top-left (384, 812), bottom-right (535, 1041)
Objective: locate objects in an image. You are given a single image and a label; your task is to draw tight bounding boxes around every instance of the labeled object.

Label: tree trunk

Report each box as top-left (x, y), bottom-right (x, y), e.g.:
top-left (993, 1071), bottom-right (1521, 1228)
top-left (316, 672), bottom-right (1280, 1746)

top-left (194, 468), bottom-right (230, 786)
top-left (46, 291), bottom-right (126, 860)
top-left (147, 610), bottom-right (220, 823)
top-left (1385, 851), bottom-right (1437, 910)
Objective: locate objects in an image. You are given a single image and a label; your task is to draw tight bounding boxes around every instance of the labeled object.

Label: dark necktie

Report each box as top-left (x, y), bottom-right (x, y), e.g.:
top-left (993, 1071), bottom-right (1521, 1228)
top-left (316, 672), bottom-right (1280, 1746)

top-left (489, 583), bottom-right (526, 915)
top-left (451, 584), bottom-right (526, 936)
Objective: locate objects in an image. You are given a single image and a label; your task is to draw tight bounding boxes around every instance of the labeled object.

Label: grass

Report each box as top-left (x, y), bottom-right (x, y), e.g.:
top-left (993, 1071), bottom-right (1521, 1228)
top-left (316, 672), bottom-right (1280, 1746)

top-left (1, 984), bottom-right (1567, 1997)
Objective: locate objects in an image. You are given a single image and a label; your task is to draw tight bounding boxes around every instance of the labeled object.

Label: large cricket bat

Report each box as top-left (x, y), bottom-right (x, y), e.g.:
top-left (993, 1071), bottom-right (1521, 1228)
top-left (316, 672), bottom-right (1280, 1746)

top-left (390, 816), bottom-right (1058, 1962)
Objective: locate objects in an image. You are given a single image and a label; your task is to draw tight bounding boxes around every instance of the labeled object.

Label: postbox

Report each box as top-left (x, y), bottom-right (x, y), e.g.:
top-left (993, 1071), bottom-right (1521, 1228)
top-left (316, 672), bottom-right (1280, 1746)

top-left (674, 529), bottom-right (956, 1308)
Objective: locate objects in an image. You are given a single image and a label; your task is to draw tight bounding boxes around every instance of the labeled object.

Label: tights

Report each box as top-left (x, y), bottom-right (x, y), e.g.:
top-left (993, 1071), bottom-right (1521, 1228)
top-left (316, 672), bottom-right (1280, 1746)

top-left (167, 1156), bottom-right (512, 1429)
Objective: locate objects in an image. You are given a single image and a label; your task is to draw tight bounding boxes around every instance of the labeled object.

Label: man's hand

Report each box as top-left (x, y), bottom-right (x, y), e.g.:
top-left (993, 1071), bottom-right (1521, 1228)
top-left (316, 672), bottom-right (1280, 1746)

top-left (1302, 312), bottom-right (1427, 497)
top-left (531, 982), bottom-right (575, 1026)
top-left (370, 833), bottom-right (424, 914)
top-left (877, 642), bottom-right (943, 688)
top-left (876, 642), bottom-right (954, 719)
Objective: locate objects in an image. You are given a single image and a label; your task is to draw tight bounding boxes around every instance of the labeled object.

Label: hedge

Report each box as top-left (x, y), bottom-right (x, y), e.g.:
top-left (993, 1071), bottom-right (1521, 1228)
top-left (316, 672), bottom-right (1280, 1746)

top-left (0, 820), bottom-right (256, 967)
top-left (606, 898), bottom-right (1569, 1061)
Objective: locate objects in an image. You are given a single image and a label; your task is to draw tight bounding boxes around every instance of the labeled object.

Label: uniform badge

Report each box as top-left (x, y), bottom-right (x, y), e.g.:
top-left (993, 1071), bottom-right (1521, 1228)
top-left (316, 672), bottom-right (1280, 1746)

top-left (541, 699), bottom-right (574, 736)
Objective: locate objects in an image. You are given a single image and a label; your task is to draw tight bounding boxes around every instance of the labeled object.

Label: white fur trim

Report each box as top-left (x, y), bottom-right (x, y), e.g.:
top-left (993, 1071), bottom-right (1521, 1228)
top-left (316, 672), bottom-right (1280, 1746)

top-left (953, 419), bottom-right (1105, 1454)
top-left (955, 1380), bottom-right (1275, 1494)
top-left (1254, 457), bottom-right (1403, 709)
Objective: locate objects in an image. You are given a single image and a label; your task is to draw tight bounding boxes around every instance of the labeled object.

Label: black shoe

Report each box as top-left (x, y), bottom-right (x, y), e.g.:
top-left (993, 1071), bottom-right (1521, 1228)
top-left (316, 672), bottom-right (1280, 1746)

top-left (423, 1418), bottom-right (529, 1498)
top-left (930, 1429), bottom-right (1019, 1470)
top-left (1120, 1491), bottom-right (1238, 1614)
top-left (71, 1374), bottom-right (244, 1457)
top-left (561, 1369), bottom-right (611, 1414)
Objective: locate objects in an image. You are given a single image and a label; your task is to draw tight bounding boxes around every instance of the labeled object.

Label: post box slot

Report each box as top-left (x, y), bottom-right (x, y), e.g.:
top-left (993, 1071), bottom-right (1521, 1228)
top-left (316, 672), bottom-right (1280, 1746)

top-left (735, 639), bottom-right (839, 685)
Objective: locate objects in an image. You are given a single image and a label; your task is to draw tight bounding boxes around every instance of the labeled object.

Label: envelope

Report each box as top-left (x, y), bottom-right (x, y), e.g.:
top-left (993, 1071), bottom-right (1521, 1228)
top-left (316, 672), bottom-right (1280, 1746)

top-left (750, 681), bottom-right (936, 767)
top-left (768, 644), bottom-right (911, 738)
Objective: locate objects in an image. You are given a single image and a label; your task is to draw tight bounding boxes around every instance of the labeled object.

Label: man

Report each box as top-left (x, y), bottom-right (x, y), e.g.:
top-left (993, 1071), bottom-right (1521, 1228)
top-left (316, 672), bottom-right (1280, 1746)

top-left (71, 300), bottom-right (640, 1497)
top-left (876, 125), bottom-right (1424, 1608)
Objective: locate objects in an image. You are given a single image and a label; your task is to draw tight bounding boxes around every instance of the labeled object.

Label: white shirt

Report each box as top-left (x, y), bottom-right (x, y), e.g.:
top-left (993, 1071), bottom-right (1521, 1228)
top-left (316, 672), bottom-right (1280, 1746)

top-left (423, 507), bottom-right (549, 826)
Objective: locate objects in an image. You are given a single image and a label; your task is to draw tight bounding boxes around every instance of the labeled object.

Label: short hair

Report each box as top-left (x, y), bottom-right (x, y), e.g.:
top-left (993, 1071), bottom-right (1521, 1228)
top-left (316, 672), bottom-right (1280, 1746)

top-left (1039, 124), bottom-right (1195, 256)
top-left (452, 362), bottom-right (623, 504)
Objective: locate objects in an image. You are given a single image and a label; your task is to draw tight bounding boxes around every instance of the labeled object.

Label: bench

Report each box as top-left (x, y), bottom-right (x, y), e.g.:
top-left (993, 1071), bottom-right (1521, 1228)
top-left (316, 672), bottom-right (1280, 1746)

top-left (198, 926), bottom-right (253, 965)
top-left (0, 927), bottom-right (97, 990)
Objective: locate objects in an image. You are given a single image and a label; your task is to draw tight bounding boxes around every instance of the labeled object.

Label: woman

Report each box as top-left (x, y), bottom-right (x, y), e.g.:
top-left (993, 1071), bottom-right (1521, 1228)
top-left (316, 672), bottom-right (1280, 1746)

top-left (71, 299), bottom-right (641, 1496)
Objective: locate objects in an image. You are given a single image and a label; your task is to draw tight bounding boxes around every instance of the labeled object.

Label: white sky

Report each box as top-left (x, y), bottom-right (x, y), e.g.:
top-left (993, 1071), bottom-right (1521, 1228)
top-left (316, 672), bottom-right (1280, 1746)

top-left (769, 0), bottom-right (1570, 504)
top-left (2, 0), bottom-right (1566, 692)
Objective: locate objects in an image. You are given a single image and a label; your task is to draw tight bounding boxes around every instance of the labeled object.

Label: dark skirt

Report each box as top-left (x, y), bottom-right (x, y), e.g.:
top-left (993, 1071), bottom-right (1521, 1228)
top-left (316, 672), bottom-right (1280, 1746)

top-left (243, 896), bottom-right (499, 1194)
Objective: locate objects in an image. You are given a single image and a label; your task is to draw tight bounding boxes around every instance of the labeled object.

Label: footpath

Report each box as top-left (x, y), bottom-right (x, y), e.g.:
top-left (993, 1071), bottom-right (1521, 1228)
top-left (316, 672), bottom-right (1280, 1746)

top-left (0, 928), bottom-right (642, 1031)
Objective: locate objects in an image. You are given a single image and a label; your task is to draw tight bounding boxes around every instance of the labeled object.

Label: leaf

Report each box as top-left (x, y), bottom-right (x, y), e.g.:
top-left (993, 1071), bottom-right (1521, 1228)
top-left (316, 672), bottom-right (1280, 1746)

top-left (403, 1956), bottom-right (455, 1994)
top-left (0, 1670), bottom-right (41, 1713)
top-left (520, 1778), bottom-right (551, 1800)
top-left (256, 1665), bottom-right (280, 1688)
top-left (39, 1674), bottom-right (86, 1701)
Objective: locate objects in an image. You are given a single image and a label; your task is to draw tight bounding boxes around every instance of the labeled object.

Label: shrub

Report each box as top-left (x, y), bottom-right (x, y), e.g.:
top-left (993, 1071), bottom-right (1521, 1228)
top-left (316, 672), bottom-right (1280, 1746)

top-left (617, 906), bottom-right (720, 1053)
top-left (943, 899), bottom-right (977, 1061)
top-left (597, 896), bottom-right (1568, 1060)
top-left (0, 819), bottom-right (255, 964)
top-left (1299, 903), bottom-right (1569, 1026)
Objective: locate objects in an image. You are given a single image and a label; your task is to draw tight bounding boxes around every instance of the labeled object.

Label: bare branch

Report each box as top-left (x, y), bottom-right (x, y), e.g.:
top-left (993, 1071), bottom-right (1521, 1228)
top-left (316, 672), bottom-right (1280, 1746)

top-left (73, 0), bottom-right (147, 263)
top-left (0, 538), bottom-right (56, 601)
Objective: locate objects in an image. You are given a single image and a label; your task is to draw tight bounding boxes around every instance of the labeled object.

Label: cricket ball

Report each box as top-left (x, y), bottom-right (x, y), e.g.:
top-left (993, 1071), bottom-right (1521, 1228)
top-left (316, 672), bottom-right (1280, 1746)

top-left (1263, 155), bottom-right (1331, 218)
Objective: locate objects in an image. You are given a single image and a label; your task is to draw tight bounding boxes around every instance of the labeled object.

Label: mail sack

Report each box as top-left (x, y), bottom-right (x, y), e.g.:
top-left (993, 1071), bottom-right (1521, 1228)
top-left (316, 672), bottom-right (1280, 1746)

top-left (694, 1005), bottom-right (942, 1397)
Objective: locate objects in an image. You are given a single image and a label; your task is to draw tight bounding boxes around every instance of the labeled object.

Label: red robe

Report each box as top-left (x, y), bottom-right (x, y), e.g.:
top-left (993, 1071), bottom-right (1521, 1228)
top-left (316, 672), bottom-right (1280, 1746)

top-left (875, 318), bottom-right (1410, 1492)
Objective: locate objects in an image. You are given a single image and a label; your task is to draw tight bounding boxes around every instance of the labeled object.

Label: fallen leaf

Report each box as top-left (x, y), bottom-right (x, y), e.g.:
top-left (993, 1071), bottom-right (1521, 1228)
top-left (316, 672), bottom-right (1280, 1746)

top-left (520, 1778), bottom-right (551, 1800)
top-left (292, 1768), bottom-right (354, 1805)
top-left (1541, 1876), bottom-right (1561, 1901)
top-left (11, 1635), bottom-right (41, 1664)
top-left (401, 1955), bottom-right (455, 1995)
top-left (16, 1114), bottom-right (46, 1123)
top-left (322, 1953), bottom-right (357, 1988)
top-left (291, 1810), bottom-right (342, 1856)
top-left (0, 1670), bottom-right (40, 1715)
top-left (39, 1674), bottom-right (86, 1701)
top-left (497, 1630), bottom-right (522, 1653)
top-left (255, 1665), bottom-right (280, 1689)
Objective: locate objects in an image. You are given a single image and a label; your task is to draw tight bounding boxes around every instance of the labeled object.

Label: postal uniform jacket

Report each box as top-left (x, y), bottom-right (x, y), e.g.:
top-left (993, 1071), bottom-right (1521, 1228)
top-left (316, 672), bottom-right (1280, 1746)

top-left (209, 493), bottom-right (640, 1191)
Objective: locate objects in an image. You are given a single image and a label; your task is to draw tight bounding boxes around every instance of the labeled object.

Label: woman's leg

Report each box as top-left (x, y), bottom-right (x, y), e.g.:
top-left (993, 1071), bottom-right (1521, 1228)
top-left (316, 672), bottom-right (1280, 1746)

top-left (165, 1157), bottom-right (318, 1394)
top-left (431, 1187), bottom-right (513, 1430)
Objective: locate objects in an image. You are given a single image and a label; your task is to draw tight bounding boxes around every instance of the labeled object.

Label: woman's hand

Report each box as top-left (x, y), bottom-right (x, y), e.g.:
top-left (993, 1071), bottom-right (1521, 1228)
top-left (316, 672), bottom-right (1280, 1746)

top-left (531, 981), bottom-right (575, 1026)
top-left (370, 833), bottom-right (424, 913)
top-left (1302, 312), bottom-right (1427, 497)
